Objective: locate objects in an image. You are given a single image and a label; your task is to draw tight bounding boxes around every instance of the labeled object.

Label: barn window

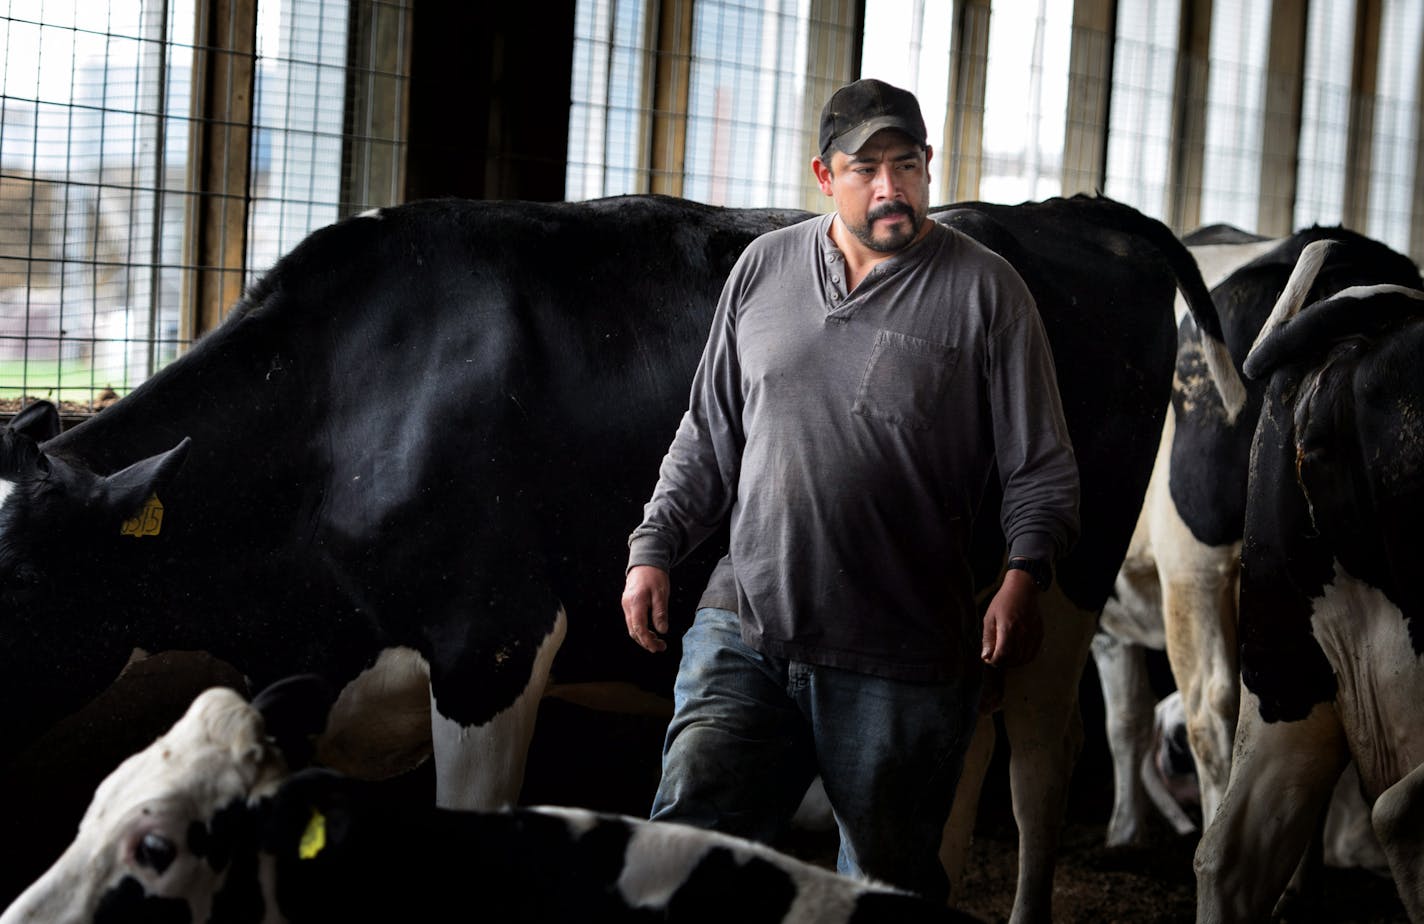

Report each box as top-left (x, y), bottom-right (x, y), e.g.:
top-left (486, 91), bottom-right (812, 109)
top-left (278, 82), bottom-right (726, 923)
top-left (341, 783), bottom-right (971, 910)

top-left (566, 0), bottom-right (858, 211)
top-left (681, 0), bottom-right (818, 208)
top-left (1198, 0), bottom-right (1271, 231)
top-left (978, 0), bottom-right (1071, 205)
top-left (566, 0), bottom-right (653, 201)
top-left (1104, 0), bottom-right (1181, 223)
top-left (1366, 0), bottom-right (1422, 255)
top-left (0, 0), bottom-right (410, 415)
top-left (861, 0), bottom-right (955, 206)
top-left (1294, 0), bottom-right (1356, 230)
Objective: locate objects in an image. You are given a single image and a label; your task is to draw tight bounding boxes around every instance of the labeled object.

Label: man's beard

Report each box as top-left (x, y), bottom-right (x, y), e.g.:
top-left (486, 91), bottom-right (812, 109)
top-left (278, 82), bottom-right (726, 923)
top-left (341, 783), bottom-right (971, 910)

top-left (845, 200), bottom-right (922, 253)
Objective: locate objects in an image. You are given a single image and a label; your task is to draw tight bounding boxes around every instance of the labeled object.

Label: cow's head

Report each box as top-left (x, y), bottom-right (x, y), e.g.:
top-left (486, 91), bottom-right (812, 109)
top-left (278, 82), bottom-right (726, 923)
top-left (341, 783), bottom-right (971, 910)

top-left (0, 676), bottom-right (332, 924)
top-left (0, 407), bottom-right (193, 745)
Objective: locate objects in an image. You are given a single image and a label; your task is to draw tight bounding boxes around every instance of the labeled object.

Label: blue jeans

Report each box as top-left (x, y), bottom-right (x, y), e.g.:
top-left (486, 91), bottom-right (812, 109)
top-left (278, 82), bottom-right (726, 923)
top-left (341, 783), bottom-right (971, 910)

top-left (650, 607), bottom-right (982, 902)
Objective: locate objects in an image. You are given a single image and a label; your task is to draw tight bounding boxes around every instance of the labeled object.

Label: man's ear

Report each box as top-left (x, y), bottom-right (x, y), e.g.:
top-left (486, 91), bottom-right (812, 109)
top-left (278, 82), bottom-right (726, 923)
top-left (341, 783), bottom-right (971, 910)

top-left (811, 155), bottom-right (834, 196)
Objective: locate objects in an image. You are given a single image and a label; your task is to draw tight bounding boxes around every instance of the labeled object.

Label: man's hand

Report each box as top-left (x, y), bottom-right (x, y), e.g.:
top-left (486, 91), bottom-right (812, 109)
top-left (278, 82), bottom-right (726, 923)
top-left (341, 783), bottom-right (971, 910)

top-left (981, 568), bottom-right (1043, 667)
top-left (622, 565), bottom-right (671, 653)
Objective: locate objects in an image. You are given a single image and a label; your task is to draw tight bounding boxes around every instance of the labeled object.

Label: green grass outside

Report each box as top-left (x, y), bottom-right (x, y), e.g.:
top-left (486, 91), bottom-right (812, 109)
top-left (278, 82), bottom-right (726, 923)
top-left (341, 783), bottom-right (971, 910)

top-left (0, 357), bottom-right (136, 403)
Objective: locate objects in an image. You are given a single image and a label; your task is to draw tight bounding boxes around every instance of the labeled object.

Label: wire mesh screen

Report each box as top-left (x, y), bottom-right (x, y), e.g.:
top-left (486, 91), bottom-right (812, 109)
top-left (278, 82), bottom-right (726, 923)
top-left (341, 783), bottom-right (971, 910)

top-left (979, 0), bottom-right (1070, 205)
top-left (567, 0), bottom-right (858, 211)
top-left (1366, 0), bottom-right (1422, 259)
top-left (567, 0), bottom-right (651, 200)
top-left (0, 1), bottom-right (192, 410)
top-left (1105, 0), bottom-right (1181, 223)
top-left (0, 0), bottom-right (409, 415)
top-left (861, 0), bottom-right (954, 206)
top-left (1293, 0), bottom-right (1355, 230)
top-left (685, 0), bottom-right (816, 207)
top-left (1198, 0), bottom-right (1270, 231)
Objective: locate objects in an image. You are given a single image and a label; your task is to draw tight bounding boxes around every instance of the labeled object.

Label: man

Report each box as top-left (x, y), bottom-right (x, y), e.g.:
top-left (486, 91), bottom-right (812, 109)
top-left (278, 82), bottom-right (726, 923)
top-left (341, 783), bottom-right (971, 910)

top-left (620, 78), bottom-right (1078, 903)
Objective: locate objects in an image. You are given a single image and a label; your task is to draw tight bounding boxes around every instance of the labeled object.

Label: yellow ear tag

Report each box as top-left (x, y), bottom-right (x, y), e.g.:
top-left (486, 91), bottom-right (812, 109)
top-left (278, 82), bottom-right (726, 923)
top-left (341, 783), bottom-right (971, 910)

top-left (119, 494), bottom-right (164, 538)
top-left (298, 808), bottom-right (327, 860)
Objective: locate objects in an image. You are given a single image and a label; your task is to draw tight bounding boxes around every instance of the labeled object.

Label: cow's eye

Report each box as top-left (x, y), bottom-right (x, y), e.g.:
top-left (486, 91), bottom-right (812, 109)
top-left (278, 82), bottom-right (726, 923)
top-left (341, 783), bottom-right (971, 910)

top-left (135, 832), bottom-right (177, 875)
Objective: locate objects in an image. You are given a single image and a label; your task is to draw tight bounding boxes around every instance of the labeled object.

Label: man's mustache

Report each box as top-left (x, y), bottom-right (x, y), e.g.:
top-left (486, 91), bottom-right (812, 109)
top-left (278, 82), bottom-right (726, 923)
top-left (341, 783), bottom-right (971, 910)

top-left (868, 202), bottom-right (915, 222)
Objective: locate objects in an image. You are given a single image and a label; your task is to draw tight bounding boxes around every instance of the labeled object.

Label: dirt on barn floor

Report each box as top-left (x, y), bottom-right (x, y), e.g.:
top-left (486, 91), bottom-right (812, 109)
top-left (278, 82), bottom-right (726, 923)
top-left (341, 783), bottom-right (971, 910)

top-left (948, 810), bottom-right (1407, 924)
top-left (766, 750), bottom-right (1407, 924)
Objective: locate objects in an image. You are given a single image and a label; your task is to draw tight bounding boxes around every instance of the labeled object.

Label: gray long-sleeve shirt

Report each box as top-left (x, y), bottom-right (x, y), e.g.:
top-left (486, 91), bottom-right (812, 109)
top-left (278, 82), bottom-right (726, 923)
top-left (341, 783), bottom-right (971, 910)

top-left (628, 212), bottom-right (1079, 681)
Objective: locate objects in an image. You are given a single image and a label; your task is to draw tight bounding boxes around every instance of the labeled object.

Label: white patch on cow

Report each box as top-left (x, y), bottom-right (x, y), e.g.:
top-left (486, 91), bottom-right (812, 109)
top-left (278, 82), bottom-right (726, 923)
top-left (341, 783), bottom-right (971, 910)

top-left (1096, 403), bottom-right (1242, 835)
top-left (0, 687), bottom-right (284, 924)
top-left (526, 804), bottom-right (603, 837)
top-left (1196, 693), bottom-right (1348, 923)
top-left (319, 645), bottom-right (432, 779)
top-left (1310, 563), bottom-right (1424, 800)
top-left (430, 606), bottom-right (567, 809)
top-left (1327, 283), bottom-right (1424, 304)
top-left (615, 820), bottom-right (876, 923)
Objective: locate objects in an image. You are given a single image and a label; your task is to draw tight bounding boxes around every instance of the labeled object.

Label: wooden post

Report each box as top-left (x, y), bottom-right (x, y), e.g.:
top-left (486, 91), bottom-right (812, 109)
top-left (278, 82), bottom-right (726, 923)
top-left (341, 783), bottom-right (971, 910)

top-left (182, 0), bottom-right (257, 341)
top-left (944, 0), bottom-right (992, 203)
top-left (1256, 0), bottom-right (1308, 237)
top-left (800, 0), bottom-right (865, 212)
top-left (1341, 0), bottom-right (1381, 231)
top-left (1062, 0), bottom-right (1117, 196)
top-left (1167, 0), bottom-right (1211, 234)
top-left (649, 0), bottom-right (695, 197)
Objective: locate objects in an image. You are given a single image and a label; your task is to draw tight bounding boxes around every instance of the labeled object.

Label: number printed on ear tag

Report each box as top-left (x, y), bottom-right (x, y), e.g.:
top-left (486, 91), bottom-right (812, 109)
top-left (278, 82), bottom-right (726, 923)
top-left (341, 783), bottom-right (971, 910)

top-left (120, 494), bottom-right (164, 538)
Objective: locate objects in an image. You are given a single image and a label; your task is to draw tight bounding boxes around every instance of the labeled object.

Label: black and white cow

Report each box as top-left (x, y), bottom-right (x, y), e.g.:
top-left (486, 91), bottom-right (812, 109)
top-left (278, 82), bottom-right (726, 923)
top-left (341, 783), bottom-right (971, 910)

top-left (0, 680), bottom-right (972, 924)
top-left (0, 193), bottom-right (1235, 921)
top-left (1092, 226), bottom-right (1422, 847)
top-left (923, 196), bottom-right (1238, 922)
top-left (1194, 248), bottom-right (1424, 921)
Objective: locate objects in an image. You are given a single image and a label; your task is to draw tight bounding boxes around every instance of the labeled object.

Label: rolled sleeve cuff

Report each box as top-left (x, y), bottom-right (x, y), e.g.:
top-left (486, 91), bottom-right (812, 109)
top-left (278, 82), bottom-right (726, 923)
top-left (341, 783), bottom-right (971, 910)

top-left (1007, 531), bottom-right (1055, 565)
top-left (627, 533), bottom-right (675, 574)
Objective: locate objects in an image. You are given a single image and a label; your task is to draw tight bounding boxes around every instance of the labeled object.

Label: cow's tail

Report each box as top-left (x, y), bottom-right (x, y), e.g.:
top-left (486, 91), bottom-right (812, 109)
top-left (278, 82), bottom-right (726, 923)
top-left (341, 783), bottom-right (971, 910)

top-left (1078, 195), bottom-right (1247, 421)
top-left (1243, 239), bottom-right (1335, 369)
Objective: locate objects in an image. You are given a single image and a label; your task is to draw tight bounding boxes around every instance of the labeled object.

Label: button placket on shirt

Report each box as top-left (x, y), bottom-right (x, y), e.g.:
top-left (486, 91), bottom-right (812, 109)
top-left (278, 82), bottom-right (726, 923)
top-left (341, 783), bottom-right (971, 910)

top-left (824, 249), bottom-right (847, 307)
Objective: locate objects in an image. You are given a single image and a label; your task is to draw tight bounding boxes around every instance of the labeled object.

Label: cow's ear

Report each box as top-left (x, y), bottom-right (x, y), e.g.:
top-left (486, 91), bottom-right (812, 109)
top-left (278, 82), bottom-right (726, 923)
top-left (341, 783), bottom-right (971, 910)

top-left (101, 437), bottom-right (191, 518)
top-left (7, 400), bottom-right (61, 442)
top-left (252, 674), bottom-right (336, 770)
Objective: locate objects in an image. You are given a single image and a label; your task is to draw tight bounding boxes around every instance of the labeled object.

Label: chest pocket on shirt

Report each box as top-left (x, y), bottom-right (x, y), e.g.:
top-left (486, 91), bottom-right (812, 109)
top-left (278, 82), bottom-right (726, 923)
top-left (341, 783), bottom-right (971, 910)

top-left (852, 329), bottom-right (959, 431)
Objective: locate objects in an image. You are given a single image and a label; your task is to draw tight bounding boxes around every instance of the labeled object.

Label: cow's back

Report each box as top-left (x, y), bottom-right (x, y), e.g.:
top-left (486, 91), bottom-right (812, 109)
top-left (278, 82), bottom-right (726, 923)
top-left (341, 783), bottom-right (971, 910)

top-left (28, 196), bottom-right (813, 723)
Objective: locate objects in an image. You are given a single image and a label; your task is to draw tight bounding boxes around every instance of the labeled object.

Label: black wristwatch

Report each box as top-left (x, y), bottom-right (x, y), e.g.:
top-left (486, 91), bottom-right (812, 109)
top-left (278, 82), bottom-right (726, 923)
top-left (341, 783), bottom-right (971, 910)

top-left (1006, 556), bottom-right (1052, 592)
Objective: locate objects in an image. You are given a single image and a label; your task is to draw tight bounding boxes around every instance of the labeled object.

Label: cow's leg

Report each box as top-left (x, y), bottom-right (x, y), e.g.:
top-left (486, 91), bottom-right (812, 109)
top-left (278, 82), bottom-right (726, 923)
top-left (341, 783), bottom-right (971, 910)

top-left (1090, 629), bottom-right (1161, 846)
top-left (999, 593), bottom-right (1097, 924)
top-left (430, 607), bottom-right (568, 809)
top-left (1195, 696), bottom-right (1347, 924)
top-left (1158, 549), bottom-right (1240, 827)
top-left (940, 708), bottom-right (996, 891)
top-left (1370, 759), bottom-right (1424, 918)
